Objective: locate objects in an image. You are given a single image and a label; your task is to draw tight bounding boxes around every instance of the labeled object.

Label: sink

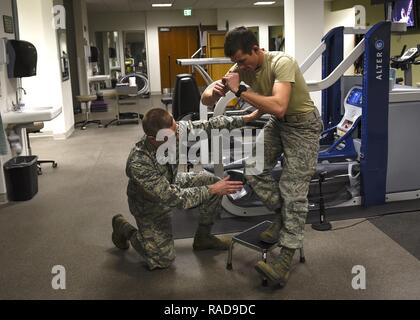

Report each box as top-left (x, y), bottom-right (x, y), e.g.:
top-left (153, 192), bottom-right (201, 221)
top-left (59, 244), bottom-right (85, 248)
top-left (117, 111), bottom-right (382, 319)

top-left (1, 105), bottom-right (62, 125)
top-left (27, 106), bottom-right (53, 110)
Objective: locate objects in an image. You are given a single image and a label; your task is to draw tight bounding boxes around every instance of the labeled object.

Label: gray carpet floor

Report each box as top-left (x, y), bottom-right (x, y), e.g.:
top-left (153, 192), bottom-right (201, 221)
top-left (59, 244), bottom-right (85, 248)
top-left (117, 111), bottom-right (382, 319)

top-left (370, 211), bottom-right (420, 260)
top-left (0, 95), bottom-right (419, 300)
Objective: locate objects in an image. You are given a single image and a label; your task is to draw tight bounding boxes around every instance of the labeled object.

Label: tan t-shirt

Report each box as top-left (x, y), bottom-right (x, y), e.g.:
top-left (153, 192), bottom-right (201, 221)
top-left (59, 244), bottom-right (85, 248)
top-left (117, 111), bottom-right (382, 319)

top-left (233, 51), bottom-right (316, 115)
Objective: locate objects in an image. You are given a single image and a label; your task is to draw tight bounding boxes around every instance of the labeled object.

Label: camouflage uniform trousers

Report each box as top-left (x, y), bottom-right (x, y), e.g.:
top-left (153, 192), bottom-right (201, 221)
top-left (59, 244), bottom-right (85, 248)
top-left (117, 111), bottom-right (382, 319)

top-left (128, 171), bottom-right (222, 270)
top-left (245, 110), bottom-right (323, 249)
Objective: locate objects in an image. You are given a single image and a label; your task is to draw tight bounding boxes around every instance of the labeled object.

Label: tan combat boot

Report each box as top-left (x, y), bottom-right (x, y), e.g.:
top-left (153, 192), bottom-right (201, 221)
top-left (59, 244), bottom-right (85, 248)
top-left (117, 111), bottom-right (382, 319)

top-left (259, 215), bottom-right (282, 244)
top-left (254, 247), bottom-right (296, 287)
top-left (193, 224), bottom-right (231, 251)
top-left (112, 214), bottom-right (137, 250)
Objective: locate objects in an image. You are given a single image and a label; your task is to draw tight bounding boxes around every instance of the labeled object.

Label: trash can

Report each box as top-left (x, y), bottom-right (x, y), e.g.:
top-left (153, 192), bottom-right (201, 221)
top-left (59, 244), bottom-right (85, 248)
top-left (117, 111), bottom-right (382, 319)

top-left (3, 156), bottom-right (38, 201)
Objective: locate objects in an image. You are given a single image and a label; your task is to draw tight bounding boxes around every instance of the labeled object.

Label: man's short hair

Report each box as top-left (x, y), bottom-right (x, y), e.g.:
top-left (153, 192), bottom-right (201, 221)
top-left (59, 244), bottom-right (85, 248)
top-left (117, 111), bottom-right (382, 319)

top-left (224, 27), bottom-right (259, 57)
top-left (142, 108), bottom-right (174, 137)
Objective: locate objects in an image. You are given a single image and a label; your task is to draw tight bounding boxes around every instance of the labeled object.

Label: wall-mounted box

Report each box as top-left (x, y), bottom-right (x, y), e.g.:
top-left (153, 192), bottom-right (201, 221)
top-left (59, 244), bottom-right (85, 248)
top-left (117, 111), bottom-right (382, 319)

top-left (6, 39), bottom-right (37, 78)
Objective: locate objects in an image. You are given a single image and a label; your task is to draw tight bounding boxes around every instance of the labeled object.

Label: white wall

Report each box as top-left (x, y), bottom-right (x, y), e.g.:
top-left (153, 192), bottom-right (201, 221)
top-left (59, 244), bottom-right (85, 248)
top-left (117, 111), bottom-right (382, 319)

top-left (56, 71), bottom-right (74, 139)
top-left (53, 0), bottom-right (75, 139)
top-left (88, 12), bottom-right (147, 35)
top-left (324, 2), bottom-right (357, 75)
top-left (216, 7), bottom-right (284, 52)
top-left (17, 0), bottom-right (70, 138)
top-left (284, 0), bottom-right (324, 110)
top-left (0, 0), bottom-right (16, 200)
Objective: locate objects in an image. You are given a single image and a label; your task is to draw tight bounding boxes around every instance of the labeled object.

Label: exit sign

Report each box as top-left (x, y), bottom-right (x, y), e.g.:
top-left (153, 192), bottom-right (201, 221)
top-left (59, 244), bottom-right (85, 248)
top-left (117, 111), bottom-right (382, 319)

top-left (184, 9), bottom-right (192, 16)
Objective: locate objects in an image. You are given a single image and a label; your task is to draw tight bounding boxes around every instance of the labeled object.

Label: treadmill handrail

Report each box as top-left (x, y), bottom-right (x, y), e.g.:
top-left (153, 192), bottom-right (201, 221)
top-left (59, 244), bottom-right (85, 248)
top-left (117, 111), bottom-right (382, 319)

top-left (177, 57), bottom-right (232, 66)
top-left (307, 39), bottom-right (365, 92)
top-left (214, 91), bottom-right (236, 117)
top-left (300, 41), bottom-right (327, 74)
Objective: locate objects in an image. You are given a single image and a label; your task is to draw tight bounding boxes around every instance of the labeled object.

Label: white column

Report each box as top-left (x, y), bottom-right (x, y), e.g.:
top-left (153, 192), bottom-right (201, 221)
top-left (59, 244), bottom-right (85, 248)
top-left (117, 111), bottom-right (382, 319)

top-left (284, 0), bottom-right (324, 111)
top-left (258, 25), bottom-right (269, 53)
top-left (17, 0), bottom-right (71, 138)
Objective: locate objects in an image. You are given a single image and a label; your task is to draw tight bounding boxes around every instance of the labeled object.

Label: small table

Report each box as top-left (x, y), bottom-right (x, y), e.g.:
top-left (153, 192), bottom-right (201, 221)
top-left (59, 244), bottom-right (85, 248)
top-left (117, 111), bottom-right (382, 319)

top-left (227, 220), bottom-right (306, 286)
top-left (75, 95), bottom-right (102, 130)
top-left (105, 86), bottom-right (144, 128)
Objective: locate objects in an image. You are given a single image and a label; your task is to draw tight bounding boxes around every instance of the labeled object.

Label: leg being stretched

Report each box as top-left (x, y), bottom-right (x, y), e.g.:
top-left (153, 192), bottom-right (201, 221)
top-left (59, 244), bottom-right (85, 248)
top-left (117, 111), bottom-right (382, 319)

top-left (255, 115), bottom-right (322, 287)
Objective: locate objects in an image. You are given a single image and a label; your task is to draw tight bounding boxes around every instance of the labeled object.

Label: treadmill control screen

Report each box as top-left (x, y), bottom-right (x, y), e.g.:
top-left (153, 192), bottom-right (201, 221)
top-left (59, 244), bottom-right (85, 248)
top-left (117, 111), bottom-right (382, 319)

top-left (346, 88), bottom-right (363, 107)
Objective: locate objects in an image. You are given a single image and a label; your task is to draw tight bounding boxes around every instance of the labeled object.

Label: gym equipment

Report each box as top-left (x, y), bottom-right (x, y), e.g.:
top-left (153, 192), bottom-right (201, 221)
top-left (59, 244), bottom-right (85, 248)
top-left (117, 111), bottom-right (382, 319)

top-left (172, 74), bottom-right (201, 121)
top-left (202, 21), bottom-right (420, 218)
top-left (391, 45), bottom-right (420, 86)
top-left (122, 72), bottom-right (149, 97)
top-left (177, 57), bottom-right (232, 86)
top-left (318, 86), bottom-right (363, 162)
top-left (105, 73), bottom-right (146, 127)
top-left (311, 172), bottom-right (332, 231)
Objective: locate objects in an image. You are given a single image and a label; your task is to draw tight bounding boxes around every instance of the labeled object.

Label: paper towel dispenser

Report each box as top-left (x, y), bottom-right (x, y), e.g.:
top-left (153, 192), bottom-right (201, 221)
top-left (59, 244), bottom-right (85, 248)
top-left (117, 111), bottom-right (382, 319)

top-left (6, 39), bottom-right (37, 78)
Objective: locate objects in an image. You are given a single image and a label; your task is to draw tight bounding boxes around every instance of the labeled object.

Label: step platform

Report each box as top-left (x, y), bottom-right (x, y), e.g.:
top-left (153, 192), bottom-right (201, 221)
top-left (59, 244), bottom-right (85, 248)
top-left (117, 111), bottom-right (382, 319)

top-left (227, 220), bottom-right (306, 286)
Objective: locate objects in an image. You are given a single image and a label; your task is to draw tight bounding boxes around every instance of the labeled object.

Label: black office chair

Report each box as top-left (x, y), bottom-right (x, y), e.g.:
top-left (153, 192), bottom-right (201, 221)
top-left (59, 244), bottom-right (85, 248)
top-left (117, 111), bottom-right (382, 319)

top-left (25, 122), bottom-right (58, 175)
top-left (172, 74), bottom-right (201, 121)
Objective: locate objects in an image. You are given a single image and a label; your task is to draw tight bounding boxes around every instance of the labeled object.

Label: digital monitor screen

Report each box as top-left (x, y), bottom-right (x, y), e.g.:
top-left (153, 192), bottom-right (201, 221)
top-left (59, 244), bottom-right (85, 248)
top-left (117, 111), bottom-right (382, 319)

top-left (371, 0), bottom-right (391, 4)
top-left (371, 0), bottom-right (392, 4)
top-left (392, 0), bottom-right (416, 28)
top-left (346, 88), bottom-right (363, 107)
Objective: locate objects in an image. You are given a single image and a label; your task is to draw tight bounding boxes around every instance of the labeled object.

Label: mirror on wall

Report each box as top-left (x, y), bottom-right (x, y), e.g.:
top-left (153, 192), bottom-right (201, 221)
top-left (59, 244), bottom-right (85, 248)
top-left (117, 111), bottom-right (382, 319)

top-left (247, 26), bottom-right (260, 44)
top-left (269, 26), bottom-right (284, 51)
top-left (122, 31), bottom-right (149, 97)
top-left (94, 31), bottom-right (121, 88)
top-left (123, 31), bottom-right (147, 76)
top-left (57, 29), bottom-right (69, 81)
top-left (92, 30), bottom-right (148, 92)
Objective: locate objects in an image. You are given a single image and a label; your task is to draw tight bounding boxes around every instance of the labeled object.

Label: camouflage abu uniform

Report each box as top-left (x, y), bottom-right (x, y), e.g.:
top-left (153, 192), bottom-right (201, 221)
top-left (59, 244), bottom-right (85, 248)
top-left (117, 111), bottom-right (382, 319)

top-left (239, 51), bottom-right (323, 249)
top-left (126, 115), bottom-right (245, 270)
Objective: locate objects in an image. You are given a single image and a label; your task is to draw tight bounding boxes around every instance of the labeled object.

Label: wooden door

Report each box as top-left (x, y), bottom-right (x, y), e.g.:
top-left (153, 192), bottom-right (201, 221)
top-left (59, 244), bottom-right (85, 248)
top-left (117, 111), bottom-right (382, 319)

top-left (159, 26), bottom-right (201, 93)
top-left (207, 31), bottom-right (233, 81)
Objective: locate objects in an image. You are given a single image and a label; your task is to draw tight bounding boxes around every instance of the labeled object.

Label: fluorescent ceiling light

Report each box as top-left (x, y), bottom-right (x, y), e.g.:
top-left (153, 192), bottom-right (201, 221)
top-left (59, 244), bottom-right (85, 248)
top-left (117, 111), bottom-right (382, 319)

top-left (152, 3), bottom-right (173, 7)
top-left (254, 1), bottom-right (276, 5)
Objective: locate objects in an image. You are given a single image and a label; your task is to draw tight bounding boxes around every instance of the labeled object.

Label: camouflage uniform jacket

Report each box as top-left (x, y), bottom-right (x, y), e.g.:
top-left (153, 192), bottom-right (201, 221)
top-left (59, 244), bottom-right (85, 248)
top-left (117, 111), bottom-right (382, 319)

top-left (126, 115), bottom-right (245, 210)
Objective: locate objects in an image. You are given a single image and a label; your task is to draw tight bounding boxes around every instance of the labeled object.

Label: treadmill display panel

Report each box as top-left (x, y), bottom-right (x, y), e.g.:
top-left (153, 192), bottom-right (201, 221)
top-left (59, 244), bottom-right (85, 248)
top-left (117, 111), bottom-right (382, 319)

top-left (346, 88), bottom-right (363, 107)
